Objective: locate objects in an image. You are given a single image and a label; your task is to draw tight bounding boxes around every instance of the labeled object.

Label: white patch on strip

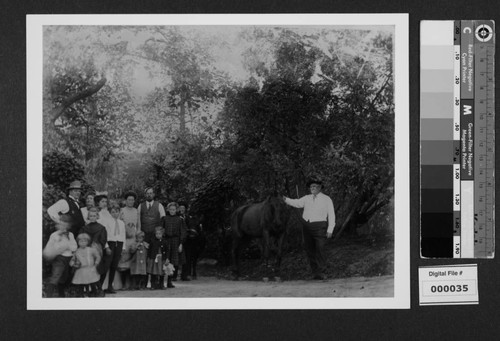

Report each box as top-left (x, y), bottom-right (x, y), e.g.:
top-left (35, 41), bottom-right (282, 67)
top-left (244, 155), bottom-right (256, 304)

top-left (461, 181), bottom-right (474, 258)
top-left (421, 21), bottom-right (454, 46)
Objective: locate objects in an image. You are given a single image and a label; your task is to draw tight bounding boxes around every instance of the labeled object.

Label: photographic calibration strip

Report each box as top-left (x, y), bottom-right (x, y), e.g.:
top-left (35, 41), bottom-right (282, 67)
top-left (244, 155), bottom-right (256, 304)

top-left (419, 264), bottom-right (478, 305)
top-left (420, 21), bottom-right (495, 258)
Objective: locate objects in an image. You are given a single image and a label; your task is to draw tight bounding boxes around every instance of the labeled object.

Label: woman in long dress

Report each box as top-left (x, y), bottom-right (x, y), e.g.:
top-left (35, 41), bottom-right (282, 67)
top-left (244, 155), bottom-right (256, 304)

top-left (117, 191), bottom-right (139, 289)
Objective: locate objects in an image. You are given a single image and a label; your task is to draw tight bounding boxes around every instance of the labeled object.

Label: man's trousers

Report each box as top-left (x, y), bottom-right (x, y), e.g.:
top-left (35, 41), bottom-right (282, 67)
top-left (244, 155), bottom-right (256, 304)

top-left (301, 220), bottom-right (328, 275)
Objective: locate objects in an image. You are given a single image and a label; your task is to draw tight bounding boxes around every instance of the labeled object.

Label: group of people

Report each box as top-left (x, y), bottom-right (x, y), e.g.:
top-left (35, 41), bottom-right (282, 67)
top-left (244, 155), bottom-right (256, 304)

top-left (43, 181), bottom-right (202, 297)
top-left (43, 177), bottom-right (336, 297)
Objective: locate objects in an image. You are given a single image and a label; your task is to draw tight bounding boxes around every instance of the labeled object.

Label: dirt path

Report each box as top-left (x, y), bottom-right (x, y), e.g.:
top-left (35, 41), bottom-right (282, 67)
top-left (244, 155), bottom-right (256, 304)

top-left (112, 275), bottom-right (394, 297)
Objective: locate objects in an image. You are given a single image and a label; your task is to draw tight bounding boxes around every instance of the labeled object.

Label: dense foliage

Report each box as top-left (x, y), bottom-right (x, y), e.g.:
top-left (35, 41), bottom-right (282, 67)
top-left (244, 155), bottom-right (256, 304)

top-left (43, 151), bottom-right (85, 190)
top-left (43, 26), bottom-right (395, 266)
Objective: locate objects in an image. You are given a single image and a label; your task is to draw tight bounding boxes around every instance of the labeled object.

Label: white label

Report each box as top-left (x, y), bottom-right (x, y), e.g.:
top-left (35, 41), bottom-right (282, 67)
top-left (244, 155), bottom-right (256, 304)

top-left (453, 165), bottom-right (461, 210)
top-left (453, 235), bottom-right (461, 258)
top-left (461, 181), bottom-right (474, 258)
top-left (419, 264), bottom-right (478, 305)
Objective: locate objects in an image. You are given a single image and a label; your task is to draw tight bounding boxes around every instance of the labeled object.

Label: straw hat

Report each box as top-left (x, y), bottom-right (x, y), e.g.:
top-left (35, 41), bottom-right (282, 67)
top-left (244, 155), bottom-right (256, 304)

top-left (67, 180), bottom-right (83, 190)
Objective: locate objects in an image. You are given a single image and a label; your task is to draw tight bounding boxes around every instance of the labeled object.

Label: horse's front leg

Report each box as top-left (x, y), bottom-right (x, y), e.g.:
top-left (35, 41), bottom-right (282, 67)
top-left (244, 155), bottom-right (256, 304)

top-left (262, 230), bottom-right (270, 268)
top-left (274, 232), bottom-right (286, 281)
top-left (192, 249), bottom-right (199, 279)
top-left (262, 229), bottom-right (276, 282)
top-left (231, 236), bottom-right (241, 280)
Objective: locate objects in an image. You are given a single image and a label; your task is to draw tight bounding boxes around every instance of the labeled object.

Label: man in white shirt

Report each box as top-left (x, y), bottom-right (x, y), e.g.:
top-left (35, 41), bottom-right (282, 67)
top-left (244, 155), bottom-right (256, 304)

top-left (283, 179), bottom-right (335, 280)
top-left (47, 180), bottom-right (86, 237)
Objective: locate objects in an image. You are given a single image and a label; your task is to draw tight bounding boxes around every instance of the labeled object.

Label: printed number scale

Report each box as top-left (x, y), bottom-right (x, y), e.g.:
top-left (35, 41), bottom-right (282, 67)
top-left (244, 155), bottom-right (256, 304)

top-left (420, 20), bottom-right (495, 258)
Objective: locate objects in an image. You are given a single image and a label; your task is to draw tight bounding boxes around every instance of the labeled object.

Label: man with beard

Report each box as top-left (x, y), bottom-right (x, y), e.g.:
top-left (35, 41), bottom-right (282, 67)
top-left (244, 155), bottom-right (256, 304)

top-left (137, 187), bottom-right (166, 243)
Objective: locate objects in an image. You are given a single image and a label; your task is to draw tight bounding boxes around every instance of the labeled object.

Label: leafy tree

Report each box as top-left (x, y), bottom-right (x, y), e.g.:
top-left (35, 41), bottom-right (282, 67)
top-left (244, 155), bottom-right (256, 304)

top-left (42, 25), bottom-right (395, 245)
top-left (218, 27), bottom-right (394, 237)
top-left (137, 27), bottom-right (231, 138)
top-left (140, 27), bottom-right (394, 239)
top-left (43, 151), bottom-right (85, 190)
top-left (43, 26), bottom-right (144, 190)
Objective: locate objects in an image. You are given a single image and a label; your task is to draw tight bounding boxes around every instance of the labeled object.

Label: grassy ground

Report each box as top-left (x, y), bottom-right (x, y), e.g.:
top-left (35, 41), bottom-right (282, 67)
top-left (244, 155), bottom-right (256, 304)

top-left (198, 234), bottom-right (394, 281)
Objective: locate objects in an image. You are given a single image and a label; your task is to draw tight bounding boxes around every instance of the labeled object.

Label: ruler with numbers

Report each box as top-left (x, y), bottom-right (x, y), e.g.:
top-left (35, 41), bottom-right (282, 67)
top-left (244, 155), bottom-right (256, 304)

top-left (420, 20), bottom-right (495, 258)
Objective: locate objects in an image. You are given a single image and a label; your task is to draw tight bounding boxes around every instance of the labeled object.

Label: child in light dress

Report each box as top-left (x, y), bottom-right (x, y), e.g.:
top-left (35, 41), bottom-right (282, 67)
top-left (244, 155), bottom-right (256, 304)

top-left (70, 233), bottom-right (101, 297)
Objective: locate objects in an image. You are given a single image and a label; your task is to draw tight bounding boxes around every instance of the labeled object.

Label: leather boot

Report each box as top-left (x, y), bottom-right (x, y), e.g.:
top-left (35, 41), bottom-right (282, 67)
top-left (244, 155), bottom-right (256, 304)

top-left (96, 281), bottom-right (105, 297)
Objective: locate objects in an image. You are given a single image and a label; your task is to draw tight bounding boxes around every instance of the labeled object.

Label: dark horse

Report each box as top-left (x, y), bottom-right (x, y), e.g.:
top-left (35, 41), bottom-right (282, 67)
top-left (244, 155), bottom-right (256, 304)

top-left (230, 194), bottom-right (289, 280)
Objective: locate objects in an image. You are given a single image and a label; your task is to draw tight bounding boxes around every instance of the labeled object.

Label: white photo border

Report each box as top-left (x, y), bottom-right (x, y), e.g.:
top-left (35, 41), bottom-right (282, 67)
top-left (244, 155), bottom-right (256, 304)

top-left (27, 13), bottom-right (409, 310)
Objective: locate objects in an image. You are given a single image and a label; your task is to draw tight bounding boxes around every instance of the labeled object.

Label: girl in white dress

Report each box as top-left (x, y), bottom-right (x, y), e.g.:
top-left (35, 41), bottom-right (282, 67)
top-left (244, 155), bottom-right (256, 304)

top-left (71, 233), bottom-right (101, 297)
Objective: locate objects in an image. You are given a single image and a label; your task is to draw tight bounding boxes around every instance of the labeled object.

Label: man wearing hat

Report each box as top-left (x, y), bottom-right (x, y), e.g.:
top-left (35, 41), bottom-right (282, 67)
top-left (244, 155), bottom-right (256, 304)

top-left (283, 179), bottom-right (336, 280)
top-left (47, 180), bottom-right (86, 238)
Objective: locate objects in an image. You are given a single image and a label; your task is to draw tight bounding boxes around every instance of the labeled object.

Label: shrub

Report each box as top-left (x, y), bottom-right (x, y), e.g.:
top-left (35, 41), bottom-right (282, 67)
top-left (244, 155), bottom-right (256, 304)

top-left (43, 151), bottom-right (85, 190)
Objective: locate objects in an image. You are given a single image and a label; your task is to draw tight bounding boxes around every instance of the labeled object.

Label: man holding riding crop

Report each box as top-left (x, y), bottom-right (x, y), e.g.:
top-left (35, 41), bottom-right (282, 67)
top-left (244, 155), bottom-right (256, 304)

top-left (283, 179), bottom-right (335, 280)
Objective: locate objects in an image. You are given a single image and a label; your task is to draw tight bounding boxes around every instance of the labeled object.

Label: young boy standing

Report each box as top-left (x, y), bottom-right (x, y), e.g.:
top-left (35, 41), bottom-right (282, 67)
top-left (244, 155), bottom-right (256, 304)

top-left (100, 204), bottom-right (126, 293)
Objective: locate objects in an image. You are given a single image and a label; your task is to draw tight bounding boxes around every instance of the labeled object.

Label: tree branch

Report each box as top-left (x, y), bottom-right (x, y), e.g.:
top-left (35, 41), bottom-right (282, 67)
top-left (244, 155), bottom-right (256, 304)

top-left (333, 195), bottom-right (361, 241)
top-left (369, 72), bottom-right (392, 108)
top-left (318, 73), bottom-right (336, 84)
top-left (126, 52), bottom-right (163, 64)
top-left (159, 110), bottom-right (179, 118)
top-left (154, 27), bottom-right (172, 42)
top-left (50, 77), bottom-right (107, 125)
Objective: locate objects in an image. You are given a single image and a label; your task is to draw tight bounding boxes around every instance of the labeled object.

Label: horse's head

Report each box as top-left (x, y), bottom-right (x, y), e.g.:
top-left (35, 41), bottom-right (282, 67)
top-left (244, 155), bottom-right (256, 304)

top-left (264, 194), bottom-right (288, 228)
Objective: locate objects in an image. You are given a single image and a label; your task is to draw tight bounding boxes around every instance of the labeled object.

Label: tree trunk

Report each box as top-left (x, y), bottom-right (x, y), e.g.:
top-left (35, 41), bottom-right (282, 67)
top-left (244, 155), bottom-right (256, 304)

top-left (333, 189), bottom-right (364, 240)
top-left (85, 124), bottom-right (90, 163)
top-left (179, 92), bottom-right (187, 135)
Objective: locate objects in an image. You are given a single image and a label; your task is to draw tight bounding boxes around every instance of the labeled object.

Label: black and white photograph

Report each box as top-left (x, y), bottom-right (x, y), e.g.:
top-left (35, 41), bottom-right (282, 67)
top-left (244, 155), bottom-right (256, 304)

top-left (27, 14), bottom-right (409, 309)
